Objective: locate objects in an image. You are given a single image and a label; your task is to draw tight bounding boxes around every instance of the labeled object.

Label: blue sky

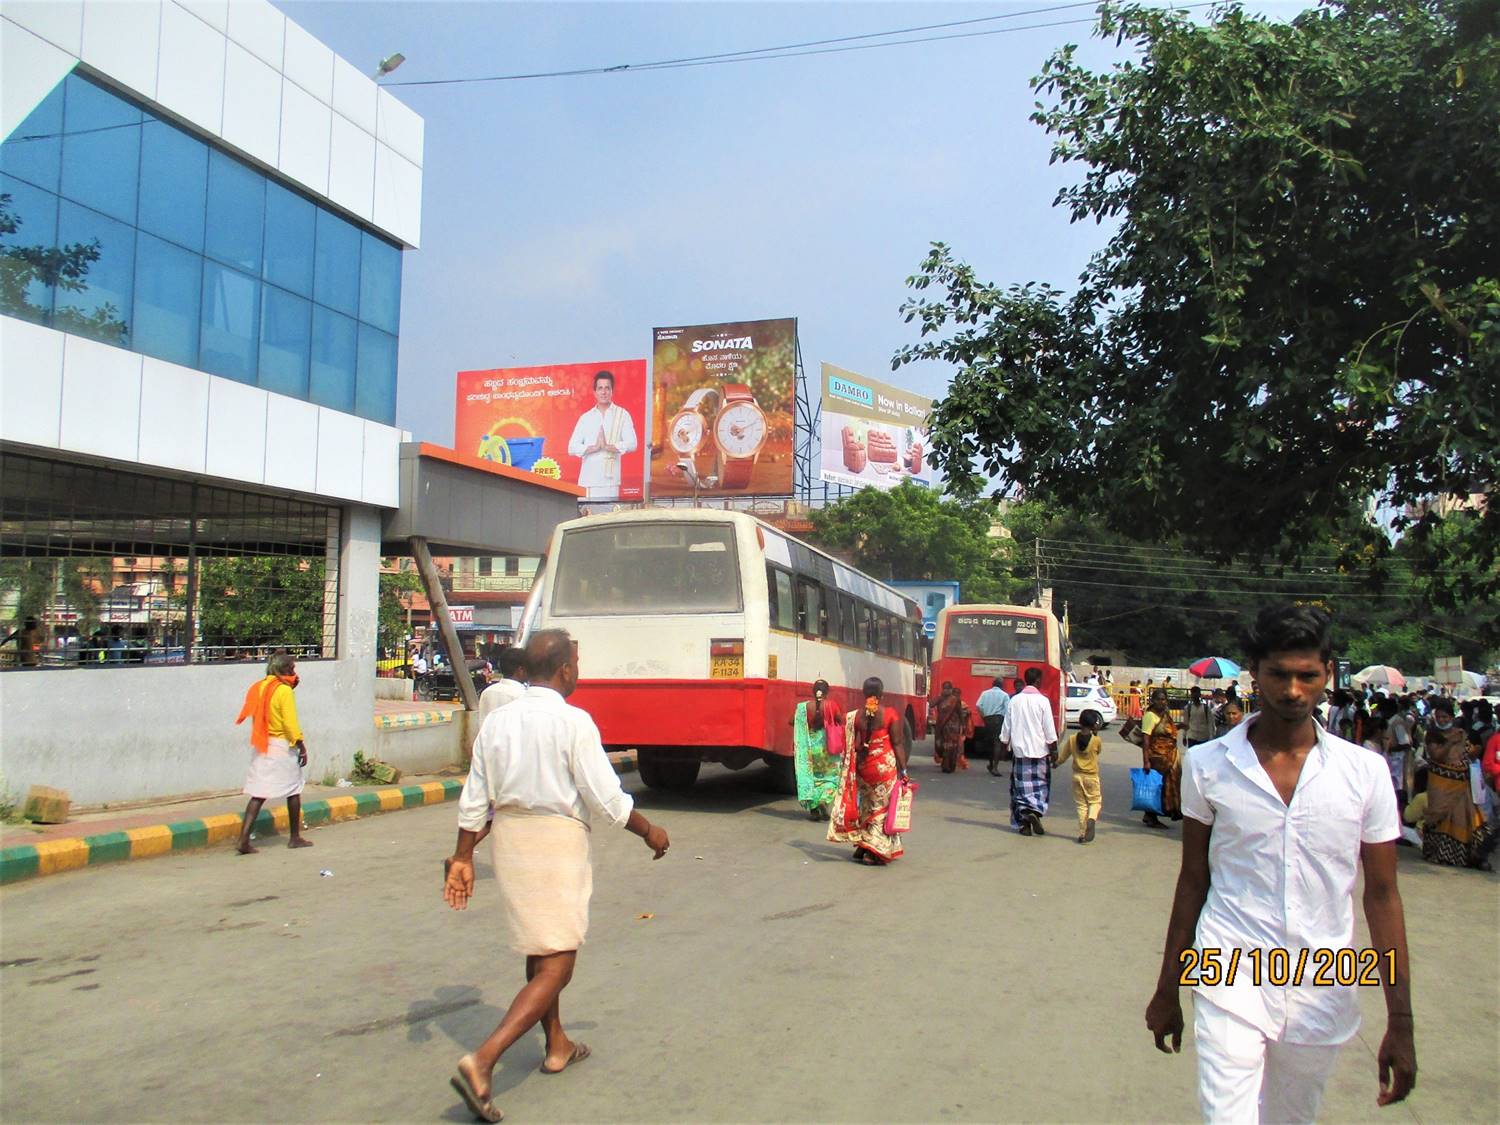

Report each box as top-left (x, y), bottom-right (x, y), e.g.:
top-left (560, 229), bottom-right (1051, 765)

top-left (281, 1), bottom-right (1306, 446)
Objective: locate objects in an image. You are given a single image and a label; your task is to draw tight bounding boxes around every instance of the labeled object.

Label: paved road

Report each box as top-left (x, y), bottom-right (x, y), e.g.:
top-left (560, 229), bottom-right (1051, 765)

top-left (3, 733), bottom-right (1496, 1123)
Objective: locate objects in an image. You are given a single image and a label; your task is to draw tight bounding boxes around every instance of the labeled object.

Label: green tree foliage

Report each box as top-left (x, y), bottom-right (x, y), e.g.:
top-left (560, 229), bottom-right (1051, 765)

top-left (1001, 500), bottom-right (1496, 669)
top-left (895, 1), bottom-right (1499, 635)
top-left (378, 566), bottom-right (423, 654)
top-left (0, 558), bottom-right (110, 631)
top-left (196, 557), bottom-right (326, 650)
top-left (805, 480), bottom-right (1020, 602)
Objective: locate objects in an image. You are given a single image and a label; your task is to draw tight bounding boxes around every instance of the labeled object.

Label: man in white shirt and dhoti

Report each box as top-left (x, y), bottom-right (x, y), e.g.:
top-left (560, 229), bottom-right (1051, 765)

top-left (567, 370), bottom-right (637, 500)
top-left (443, 629), bottom-right (670, 1123)
top-left (1145, 604), bottom-right (1415, 1122)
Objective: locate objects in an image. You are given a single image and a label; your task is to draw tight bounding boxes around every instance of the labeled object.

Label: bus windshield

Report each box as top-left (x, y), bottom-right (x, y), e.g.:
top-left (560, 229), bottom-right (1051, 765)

top-left (551, 522), bottom-right (742, 616)
top-left (943, 613), bottom-right (1046, 661)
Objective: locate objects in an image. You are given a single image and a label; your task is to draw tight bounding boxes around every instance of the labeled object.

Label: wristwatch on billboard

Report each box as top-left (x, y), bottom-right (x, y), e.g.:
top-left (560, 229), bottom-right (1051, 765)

top-left (667, 387), bottom-right (719, 468)
top-left (712, 383), bottom-right (767, 489)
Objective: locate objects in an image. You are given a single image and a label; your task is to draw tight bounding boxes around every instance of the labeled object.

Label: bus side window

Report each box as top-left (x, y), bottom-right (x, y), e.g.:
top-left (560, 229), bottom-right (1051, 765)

top-left (825, 588), bottom-right (840, 640)
top-left (840, 593), bottom-right (857, 647)
top-left (859, 603), bottom-right (874, 651)
top-left (797, 579), bottom-right (821, 637)
top-left (773, 570), bottom-right (796, 631)
top-left (882, 615), bottom-right (895, 655)
top-left (765, 564), bottom-right (779, 626)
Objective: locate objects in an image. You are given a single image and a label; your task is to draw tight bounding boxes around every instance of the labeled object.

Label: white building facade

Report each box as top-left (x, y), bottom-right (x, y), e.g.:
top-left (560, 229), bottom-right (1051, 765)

top-left (0, 0), bottom-right (424, 803)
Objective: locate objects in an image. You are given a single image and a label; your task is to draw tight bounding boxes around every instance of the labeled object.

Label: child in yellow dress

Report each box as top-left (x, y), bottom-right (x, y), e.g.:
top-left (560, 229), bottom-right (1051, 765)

top-left (1054, 709), bottom-right (1104, 844)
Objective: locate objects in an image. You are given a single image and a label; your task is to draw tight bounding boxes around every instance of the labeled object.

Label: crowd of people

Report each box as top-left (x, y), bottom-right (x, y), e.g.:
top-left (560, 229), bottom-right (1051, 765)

top-left (1328, 686), bottom-right (1499, 871)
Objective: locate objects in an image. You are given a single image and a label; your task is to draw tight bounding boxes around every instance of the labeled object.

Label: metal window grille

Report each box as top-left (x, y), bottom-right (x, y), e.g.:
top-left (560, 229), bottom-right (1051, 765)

top-left (0, 451), bottom-right (340, 668)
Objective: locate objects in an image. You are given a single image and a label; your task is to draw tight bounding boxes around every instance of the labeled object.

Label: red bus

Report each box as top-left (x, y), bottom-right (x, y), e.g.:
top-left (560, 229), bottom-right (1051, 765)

top-left (523, 509), bottom-right (928, 791)
top-left (930, 604), bottom-right (1065, 744)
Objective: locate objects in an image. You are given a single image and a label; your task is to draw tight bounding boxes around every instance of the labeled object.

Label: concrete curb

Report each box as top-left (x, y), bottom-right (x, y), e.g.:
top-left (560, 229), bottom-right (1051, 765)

top-left (0, 751), bottom-right (638, 886)
top-left (0, 781), bottom-right (463, 886)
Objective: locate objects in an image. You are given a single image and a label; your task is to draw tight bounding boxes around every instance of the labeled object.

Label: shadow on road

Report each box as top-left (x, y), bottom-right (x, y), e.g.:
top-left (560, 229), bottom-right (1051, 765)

top-left (627, 763), bottom-right (788, 816)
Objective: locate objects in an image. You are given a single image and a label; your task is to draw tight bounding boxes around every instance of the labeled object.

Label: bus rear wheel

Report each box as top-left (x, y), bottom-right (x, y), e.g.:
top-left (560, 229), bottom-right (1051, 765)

top-left (638, 750), bottom-right (701, 791)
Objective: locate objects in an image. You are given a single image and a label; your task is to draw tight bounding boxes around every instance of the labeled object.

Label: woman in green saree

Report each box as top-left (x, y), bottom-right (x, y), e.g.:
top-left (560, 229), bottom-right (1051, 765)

top-left (793, 679), bottom-right (843, 820)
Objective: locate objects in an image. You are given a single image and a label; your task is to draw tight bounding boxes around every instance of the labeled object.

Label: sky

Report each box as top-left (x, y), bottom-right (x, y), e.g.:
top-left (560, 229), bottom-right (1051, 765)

top-left (281, 0), bottom-right (1308, 448)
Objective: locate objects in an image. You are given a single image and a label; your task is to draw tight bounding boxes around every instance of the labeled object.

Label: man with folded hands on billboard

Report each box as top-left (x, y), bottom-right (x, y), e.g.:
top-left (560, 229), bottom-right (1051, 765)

top-left (568, 370), bottom-right (637, 500)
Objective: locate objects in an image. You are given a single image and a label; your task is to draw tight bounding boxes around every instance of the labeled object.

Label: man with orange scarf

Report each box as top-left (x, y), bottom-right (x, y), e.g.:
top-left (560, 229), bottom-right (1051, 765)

top-left (234, 651), bottom-right (313, 854)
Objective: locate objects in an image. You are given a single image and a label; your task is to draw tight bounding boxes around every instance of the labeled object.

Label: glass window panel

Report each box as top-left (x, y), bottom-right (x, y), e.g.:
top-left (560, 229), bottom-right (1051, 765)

top-left (357, 231), bottom-right (400, 333)
top-left (551, 523), bottom-right (743, 615)
top-left (60, 79), bottom-right (140, 224)
top-left (133, 232), bottom-right (200, 367)
top-left (199, 261), bottom-right (259, 382)
top-left (204, 150), bottom-right (264, 273)
top-left (54, 201), bottom-right (134, 347)
top-left (0, 175), bottom-right (60, 324)
top-left (259, 285), bottom-right (311, 397)
top-left (309, 305), bottom-right (357, 412)
top-left (263, 183), bottom-right (314, 296)
top-left (0, 82), bottom-right (65, 192)
top-left (313, 208), bottom-right (359, 316)
top-left (355, 323), bottom-right (397, 424)
top-left (138, 117), bottom-right (207, 252)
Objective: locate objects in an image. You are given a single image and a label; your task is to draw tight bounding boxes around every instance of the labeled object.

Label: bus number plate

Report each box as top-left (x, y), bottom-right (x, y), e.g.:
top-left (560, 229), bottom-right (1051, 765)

top-left (710, 655), bottom-right (743, 679)
top-left (973, 662), bottom-right (1018, 678)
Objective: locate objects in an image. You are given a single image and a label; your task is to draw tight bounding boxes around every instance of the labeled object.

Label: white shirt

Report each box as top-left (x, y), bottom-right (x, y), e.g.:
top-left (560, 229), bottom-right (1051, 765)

top-left (476, 676), bottom-right (527, 723)
top-left (999, 686), bottom-right (1057, 759)
top-left (458, 685), bottom-right (634, 831)
top-left (412, 655), bottom-right (428, 675)
top-left (567, 404), bottom-right (637, 492)
top-left (1181, 717), bottom-right (1400, 1045)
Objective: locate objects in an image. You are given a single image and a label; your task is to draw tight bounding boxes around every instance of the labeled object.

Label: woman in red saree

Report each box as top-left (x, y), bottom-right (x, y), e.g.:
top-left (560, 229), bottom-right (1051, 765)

top-left (828, 677), bottom-right (909, 865)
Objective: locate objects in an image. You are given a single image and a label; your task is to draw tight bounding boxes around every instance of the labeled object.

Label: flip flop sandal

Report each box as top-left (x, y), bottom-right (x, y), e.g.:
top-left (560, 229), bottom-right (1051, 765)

top-left (450, 1061), bottom-right (504, 1122)
top-left (540, 1042), bottom-right (591, 1075)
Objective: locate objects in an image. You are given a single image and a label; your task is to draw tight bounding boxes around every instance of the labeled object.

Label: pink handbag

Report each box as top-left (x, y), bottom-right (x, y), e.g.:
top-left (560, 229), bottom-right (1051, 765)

top-left (883, 777), bottom-right (917, 835)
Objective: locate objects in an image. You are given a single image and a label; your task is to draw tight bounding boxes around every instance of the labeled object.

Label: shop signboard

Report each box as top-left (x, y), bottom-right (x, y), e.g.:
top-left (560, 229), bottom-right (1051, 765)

top-left (455, 361), bottom-right (648, 501)
top-left (818, 363), bottom-right (933, 491)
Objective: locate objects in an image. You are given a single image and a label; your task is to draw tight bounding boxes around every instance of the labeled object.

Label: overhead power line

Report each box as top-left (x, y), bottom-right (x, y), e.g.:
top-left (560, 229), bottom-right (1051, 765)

top-left (1037, 555), bottom-right (1423, 590)
top-left (387, 2), bottom-right (1217, 88)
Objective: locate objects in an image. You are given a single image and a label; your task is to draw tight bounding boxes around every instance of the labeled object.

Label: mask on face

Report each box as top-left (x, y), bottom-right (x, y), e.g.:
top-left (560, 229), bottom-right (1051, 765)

top-left (1434, 718), bottom-right (1453, 731)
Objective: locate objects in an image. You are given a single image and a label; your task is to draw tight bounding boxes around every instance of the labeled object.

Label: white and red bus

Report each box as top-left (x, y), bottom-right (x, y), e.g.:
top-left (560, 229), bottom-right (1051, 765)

top-left (930, 603), bottom-right (1065, 739)
top-left (521, 509), bottom-right (928, 790)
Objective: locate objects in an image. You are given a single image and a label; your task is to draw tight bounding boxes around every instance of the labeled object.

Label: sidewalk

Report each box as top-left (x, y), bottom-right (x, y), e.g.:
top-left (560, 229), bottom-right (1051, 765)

top-left (0, 750), bottom-right (637, 885)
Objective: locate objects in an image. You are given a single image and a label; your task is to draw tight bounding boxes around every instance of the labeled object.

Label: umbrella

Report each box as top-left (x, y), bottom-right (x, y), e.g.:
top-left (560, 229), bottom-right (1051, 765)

top-left (1189, 657), bottom-right (1242, 679)
top-left (1353, 665), bottom-right (1406, 690)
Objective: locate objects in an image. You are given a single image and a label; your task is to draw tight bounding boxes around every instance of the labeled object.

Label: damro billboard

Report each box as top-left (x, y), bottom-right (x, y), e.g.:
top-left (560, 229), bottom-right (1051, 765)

top-left (649, 318), bottom-right (796, 498)
top-left (818, 363), bottom-right (933, 491)
top-left (454, 361), bottom-right (648, 501)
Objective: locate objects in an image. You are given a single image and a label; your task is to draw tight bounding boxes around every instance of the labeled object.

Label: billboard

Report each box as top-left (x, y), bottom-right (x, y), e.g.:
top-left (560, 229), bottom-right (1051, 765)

top-left (818, 363), bottom-right (933, 491)
top-left (889, 580), bottom-right (961, 639)
top-left (455, 361), bottom-right (647, 501)
top-left (649, 318), bottom-right (797, 497)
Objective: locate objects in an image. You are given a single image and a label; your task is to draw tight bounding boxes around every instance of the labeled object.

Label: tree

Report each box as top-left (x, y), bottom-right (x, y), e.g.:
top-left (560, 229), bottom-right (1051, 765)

top-left (895, 0), bottom-right (1499, 636)
top-left (378, 567), bottom-right (423, 654)
top-left (805, 480), bottom-right (1020, 602)
top-left (195, 556), bottom-right (326, 651)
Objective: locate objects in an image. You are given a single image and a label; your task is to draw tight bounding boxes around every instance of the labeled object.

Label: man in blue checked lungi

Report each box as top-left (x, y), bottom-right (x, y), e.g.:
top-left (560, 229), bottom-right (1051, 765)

top-left (1000, 667), bottom-right (1059, 835)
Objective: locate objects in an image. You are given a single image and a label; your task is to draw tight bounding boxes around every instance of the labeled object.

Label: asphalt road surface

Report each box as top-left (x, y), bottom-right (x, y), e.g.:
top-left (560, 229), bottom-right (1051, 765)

top-left (3, 732), bottom-right (1496, 1123)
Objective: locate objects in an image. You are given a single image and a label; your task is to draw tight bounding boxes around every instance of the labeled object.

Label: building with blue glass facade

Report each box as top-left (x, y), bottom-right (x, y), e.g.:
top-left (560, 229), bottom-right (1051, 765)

top-left (1, 0), bottom-right (425, 803)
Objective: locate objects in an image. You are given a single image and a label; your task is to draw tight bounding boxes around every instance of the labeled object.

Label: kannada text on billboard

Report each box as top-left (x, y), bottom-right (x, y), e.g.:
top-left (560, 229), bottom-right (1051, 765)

top-left (454, 360), bottom-right (648, 501)
top-left (818, 363), bottom-right (933, 491)
top-left (649, 318), bottom-right (797, 498)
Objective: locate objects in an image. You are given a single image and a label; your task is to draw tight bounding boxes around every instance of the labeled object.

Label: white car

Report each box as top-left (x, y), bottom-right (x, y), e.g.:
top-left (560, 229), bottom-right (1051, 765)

top-left (1065, 683), bottom-right (1117, 728)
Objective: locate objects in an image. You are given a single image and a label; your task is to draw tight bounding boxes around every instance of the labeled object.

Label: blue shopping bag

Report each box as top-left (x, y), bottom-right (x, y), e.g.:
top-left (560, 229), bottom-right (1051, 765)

top-left (1130, 767), bottom-right (1165, 815)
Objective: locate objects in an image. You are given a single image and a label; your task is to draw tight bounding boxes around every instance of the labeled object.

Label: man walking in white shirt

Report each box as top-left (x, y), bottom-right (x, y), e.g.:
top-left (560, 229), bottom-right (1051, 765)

top-left (443, 629), bottom-right (670, 1123)
top-left (476, 645), bottom-right (529, 723)
top-left (1144, 604), bottom-right (1416, 1123)
top-left (567, 370), bottom-right (637, 500)
top-left (1000, 667), bottom-right (1058, 835)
